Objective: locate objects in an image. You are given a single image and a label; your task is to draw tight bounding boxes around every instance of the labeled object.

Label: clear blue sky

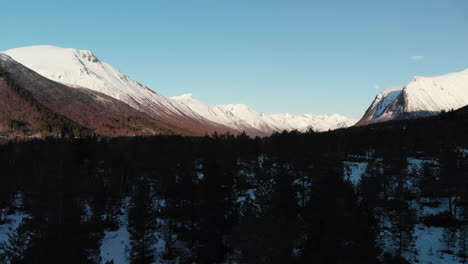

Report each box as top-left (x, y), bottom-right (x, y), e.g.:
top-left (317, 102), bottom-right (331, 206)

top-left (1, 0), bottom-right (467, 118)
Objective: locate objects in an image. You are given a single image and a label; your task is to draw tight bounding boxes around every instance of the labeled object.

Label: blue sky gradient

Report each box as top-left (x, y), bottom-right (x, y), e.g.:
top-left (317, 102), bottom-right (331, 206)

top-left (2, 0), bottom-right (467, 118)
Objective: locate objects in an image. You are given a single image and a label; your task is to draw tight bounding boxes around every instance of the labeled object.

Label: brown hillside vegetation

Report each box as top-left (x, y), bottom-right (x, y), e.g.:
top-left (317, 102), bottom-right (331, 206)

top-left (0, 55), bottom-right (201, 138)
top-left (0, 78), bottom-right (44, 138)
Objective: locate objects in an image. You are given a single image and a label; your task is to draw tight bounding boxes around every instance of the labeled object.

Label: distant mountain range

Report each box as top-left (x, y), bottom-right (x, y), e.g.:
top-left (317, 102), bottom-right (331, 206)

top-left (0, 45), bottom-right (356, 138)
top-left (1, 45), bottom-right (467, 138)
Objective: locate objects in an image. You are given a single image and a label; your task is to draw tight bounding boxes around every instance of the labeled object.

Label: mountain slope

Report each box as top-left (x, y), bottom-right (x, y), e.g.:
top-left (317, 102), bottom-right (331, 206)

top-left (3, 45), bottom-right (232, 136)
top-left (3, 45), bottom-right (355, 136)
top-left (171, 94), bottom-right (356, 133)
top-left (0, 53), bottom-right (194, 137)
top-left (357, 69), bottom-right (468, 126)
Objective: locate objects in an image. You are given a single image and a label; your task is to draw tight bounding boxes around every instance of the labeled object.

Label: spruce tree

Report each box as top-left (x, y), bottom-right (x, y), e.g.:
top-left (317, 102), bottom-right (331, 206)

top-left (442, 227), bottom-right (457, 254)
top-left (127, 179), bottom-right (158, 264)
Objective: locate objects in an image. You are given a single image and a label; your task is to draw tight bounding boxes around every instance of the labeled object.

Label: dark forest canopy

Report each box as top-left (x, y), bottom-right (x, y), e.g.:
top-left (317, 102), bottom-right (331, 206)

top-left (0, 106), bottom-right (468, 263)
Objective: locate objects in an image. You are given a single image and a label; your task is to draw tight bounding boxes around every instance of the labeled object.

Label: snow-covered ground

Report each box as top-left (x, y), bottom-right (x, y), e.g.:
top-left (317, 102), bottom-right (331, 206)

top-left (343, 155), bottom-right (466, 264)
top-left (99, 204), bottom-right (131, 264)
top-left (0, 211), bottom-right (30, 248)
top-left (413, 224), bottom-right (464, 264)
top-left (343, 161), bottom-right (367, 186)
top-left (1, 155), bottom-right (466, 263)
top-left (99, 198), bottom-right (181, 264)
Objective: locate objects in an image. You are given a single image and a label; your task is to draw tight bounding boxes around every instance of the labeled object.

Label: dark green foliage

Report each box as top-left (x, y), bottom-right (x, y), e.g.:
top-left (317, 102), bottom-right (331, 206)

top-left (422, 211), bottom-right (461, 228)
top-left (301, 159), bottom-right (380, 264)
top-left (127, 180), bottom-right (159, 264)
top-left (1, 104), bottom-right (468, 263)
top-left (382, 253), bottom-right (411, 264)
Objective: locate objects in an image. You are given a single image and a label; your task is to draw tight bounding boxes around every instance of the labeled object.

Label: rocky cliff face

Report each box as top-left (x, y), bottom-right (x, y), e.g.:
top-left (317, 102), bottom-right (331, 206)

top-left (356, 69), bottom-right (468, 126)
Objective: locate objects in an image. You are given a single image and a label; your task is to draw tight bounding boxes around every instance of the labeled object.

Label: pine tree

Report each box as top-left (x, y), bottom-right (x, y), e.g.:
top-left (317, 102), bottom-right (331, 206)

top-left (388, 200), bottom-right (416, 257)
top-left (419, 162), bottom-right (438, 202)
top-left (442, 227), bottom-right (457, 254)
top-left (459, 221), bottom-right (468, 260)
top-left (458, 200), bottom-right (468, 260)
top-left (127, 179), bottom-right (159, 264)
top-left (440, 149), bottom-right (463, 218)
top-left (161, 225), bottom-right (177, 264)
top-left (302, 158), bottom-right (380, 264)
top-left (383, 152), bottom-right (416, 257)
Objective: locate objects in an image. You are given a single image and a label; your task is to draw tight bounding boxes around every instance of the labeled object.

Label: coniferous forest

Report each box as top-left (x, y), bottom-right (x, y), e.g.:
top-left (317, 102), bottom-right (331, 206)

top-left (1, 109), bottom-right (468, 264)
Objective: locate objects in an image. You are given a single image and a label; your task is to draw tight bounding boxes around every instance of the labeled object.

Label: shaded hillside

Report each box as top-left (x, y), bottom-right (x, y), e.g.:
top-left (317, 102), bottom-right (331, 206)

top-left (0, 54), bottom-right (199, 137)
top-left (2, 46), bottom-right (242, 137)
top-left (0, 76), bottom-right (93, 138)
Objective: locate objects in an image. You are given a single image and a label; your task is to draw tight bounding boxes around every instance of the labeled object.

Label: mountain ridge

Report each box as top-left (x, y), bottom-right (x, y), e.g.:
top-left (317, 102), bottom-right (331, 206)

top-left (2, 45), bottom-right (356, 136)
top-left (357, 68), bottom-right (468, 126)
top-left (170, 93), bottom-right (356, 133)
top-left (0, 53), bottom-right (197, 138)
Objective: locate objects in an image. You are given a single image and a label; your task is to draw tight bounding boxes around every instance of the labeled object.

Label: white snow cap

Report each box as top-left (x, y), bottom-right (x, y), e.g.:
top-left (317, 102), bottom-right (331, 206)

top-left (2, 45), bottom-right (184, 115)
top-left (171, 93), bottom-right (356, 132)
top-left (3, 45), bottom-right (356, 134)
top-left (359, 67), bottom-right (468, 124)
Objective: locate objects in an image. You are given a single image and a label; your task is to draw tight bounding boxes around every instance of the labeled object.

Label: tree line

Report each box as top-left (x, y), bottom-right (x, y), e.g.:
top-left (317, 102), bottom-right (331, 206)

top-left (0, 107), bottom-right (467, 263)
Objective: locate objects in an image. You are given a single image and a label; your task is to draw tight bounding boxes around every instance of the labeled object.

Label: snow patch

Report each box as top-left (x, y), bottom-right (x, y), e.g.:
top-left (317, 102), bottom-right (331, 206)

top-left (343, 161), bottom-right (367, 186)
top-left (99, 199), bottom-right (131, 264)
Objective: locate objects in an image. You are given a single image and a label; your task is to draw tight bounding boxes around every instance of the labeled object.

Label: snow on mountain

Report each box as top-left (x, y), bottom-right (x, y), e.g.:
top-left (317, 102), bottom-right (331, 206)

top-left (2, 45), bottom-right (184, 117)
top-left (2, 45), bottom-right (235, 136)
top-left (171, 94), bottom-right (356, 133)
top-left (3, 45), bottom-right (355, 135)
top-left (357, 68), bottom-right (468, 125)
top-left (264, 113), bottom-right (357, 132)
top-left (0, 53), bottom-right (12, 62)
top-left (0, 51), bottom-right (193, 137)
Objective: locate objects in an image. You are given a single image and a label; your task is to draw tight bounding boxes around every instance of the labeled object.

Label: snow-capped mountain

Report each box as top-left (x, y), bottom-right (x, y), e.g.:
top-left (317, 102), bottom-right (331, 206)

top-left (171, 94), bottom-right (356, 132)
top-left (357, 69), bottom-right (468, 126)
top-left (3, 45), bottom-right (355, 136)
top-left (3, 45), bottom-right (184, 117)
top-left (2, 45), bottom-right (233, 135)
top-left (0, 53), bottom-right (189, 137)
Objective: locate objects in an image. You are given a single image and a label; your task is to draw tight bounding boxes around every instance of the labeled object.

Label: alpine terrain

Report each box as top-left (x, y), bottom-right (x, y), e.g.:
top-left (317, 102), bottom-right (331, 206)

top-left (2, 45), bottom-right (356, 136)
top-left (357, 69), bottom-right (468, 126)
top-left (170, 93), bottom-right (355, 133)
top-left (0, 53), bottom-right (194, 137)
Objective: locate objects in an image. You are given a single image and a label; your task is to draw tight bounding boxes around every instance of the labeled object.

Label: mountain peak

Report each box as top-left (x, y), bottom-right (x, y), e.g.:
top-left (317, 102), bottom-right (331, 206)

top-left (379, 86), bottom-right (403, 97)
top-left (3, 45), bottom-right (356, 136)
top-left (172, 93), bottom-right (194, 100)
top-left (357, 67), bottom-right (468, 126)
top-left (2, 45), bottom-right (179, 114)
top-left (3, 45), bottom-right (101, 65)
top-left (4, 45), bottom-right (79, 57)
